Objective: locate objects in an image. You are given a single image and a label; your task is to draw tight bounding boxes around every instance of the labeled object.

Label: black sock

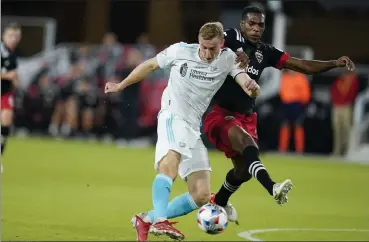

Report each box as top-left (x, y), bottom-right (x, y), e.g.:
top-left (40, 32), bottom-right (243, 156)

top-left (215, 169), bottom-right (245, 207)
top-left (243, 146), bottom-right (275, 196)
top-left (1, 126), bottom-right (10, 155)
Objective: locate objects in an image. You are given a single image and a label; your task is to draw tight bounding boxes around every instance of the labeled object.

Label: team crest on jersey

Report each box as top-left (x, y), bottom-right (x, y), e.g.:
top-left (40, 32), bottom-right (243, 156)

top-left (255, 50), bottom-right (263, 63)
top-left (180, 63), bottom-right (188, 77)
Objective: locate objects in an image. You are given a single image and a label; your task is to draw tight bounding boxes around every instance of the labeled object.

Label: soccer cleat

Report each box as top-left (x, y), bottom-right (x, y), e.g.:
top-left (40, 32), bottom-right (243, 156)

top-left (131, 213), bottom-right (151, 242)
top-left (210, 193), bottom-right (239, 225)
top-left (273, 179), bottom-right (293, 206)
top-left (149, 219), bottom-right (185, 240)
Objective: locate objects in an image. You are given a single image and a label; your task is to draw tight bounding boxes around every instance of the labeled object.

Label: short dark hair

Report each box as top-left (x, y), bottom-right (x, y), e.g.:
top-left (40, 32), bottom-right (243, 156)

top-left (241, 6), bottom-right (265, 20)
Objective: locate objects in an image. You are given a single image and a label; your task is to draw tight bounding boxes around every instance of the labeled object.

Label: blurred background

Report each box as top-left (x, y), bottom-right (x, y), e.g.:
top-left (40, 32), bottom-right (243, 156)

top-left (2, 0), bottom-right (369, 161)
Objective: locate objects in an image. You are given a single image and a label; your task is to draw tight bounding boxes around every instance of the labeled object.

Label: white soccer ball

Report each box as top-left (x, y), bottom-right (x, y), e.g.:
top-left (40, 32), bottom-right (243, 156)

top-left (197, 203), bottom-right (228, 234)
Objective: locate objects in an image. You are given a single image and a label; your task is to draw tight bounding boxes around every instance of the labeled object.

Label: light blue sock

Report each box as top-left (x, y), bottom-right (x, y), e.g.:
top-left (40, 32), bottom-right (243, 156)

top-left (152, 173), bottom-right (173, 221)
top-left (147, 192), bottom-right (199, 222)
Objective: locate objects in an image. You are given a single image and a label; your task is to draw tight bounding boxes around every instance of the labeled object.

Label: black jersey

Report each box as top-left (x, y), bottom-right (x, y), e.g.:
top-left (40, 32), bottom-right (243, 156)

top-left (1, 42), bottom-right (18, 95)
top-left (212, 28), bottom-right (289, 114)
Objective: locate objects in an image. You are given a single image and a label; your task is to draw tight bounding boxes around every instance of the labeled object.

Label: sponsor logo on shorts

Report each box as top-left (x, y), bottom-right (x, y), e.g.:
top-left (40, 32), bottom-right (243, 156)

top-left (179, 142), bottom-right (186, 148)
top-left (224, 116), bottom-right (235, 120)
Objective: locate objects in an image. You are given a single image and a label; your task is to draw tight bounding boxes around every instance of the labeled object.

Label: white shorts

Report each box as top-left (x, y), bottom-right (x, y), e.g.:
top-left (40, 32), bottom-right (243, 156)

top-left (155, 109), bottom-right (212, 180)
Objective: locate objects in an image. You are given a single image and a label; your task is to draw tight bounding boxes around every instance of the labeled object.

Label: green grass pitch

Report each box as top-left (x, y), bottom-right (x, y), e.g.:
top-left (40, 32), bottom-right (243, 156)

top-left (2, 137), bottom-right (369, 241)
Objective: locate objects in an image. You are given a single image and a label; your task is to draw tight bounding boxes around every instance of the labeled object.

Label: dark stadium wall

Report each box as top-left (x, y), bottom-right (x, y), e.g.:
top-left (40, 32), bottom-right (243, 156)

top-left (147, 0), bottom-right (183, 48)
top-left (287, 17), bottom-right (369, 63)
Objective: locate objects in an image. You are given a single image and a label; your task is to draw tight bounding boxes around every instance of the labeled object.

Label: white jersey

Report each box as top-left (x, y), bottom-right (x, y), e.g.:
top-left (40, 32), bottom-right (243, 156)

top-left (156, 42), bottom-right (244, 130)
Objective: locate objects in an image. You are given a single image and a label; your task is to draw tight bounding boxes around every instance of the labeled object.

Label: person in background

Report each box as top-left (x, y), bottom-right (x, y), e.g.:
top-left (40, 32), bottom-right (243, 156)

top-left (75, 76), bottom-right (98, 138)
top-left (24, 68), bottom-right (58, 132)
top-left (95, 32), bottom-right (125, 138)
top-left (49, 44), bottom-right (98, 138)
top-left (279, 69), bottom-right (311, 153)
top-left (330, 70), bottom-right (359, 156)
top-left (1, 23), bottom-right (21, 164)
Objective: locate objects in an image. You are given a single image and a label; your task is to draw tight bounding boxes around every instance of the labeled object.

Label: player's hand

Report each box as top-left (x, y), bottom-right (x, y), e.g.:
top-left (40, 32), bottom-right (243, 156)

top-left (245, 79), bottom-right (259, 91)
top-left (336, 56), bottom-right (355, 71)
top-left (104, 82), bottom-right (121, 94)
top-left (6, 70), bottom-right (18, 81)
top-left (236, 51), bottom-right (249, 69)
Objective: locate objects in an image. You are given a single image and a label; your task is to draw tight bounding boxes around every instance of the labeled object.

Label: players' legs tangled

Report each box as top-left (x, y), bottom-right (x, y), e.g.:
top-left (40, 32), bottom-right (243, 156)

top-left (133, 170), bottom-right (210, 241)
top-left (133, 141), bottom-right (212, 241)
top-left (214, 125), bottom-right (293, 209)
top-left (146, 170), bottom-right (210, 222)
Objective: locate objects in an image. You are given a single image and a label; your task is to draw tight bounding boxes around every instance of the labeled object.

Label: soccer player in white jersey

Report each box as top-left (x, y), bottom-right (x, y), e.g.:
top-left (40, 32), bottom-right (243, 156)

top-left (105, 22), bottom-right (259, 241)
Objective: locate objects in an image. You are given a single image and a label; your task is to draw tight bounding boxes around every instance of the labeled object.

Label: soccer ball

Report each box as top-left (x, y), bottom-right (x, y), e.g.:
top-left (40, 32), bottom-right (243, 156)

top-left (197, 203), bottom-right (228, 234)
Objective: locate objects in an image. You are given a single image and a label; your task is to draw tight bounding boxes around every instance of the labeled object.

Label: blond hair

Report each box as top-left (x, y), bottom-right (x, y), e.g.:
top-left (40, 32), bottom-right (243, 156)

top-left (199, 21), bottom-right (224, 40)
top-left (5, 22), bottom-right (21, 31)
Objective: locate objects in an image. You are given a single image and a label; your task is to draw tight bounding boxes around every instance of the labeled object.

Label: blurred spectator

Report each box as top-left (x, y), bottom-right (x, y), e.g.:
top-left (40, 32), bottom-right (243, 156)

top-left (12, 37), bottom-right (167, 144)
top-left (95, 32), bottom-right (125, 138)
top-left (330, 71), bottom-right (359, 156)
top-left (75, 76), bottom-right (98, 137)
top-left (279, 70), bottom-right (311, 153)
top-left (24, 68), bottom-right (58, 132)
top-left (136, 32), bottom-right (156, 61)
top-left (48, 44), bottom-right (99, 137)
top-left (353, 77), bottom-right (369, 127)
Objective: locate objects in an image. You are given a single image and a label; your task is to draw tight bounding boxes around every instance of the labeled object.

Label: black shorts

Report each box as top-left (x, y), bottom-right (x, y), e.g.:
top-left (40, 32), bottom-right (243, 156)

top-left (283, 102), bottom-right (305, 122)
top-left (58, 85), bottom-right (75, 101)
top-left (78, 93), bottom-right (98, 111)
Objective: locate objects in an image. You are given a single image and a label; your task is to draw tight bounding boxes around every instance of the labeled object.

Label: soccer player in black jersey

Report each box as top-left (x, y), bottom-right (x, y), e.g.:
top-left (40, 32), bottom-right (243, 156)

top-left (1, 23), bottom-right (22, 171)
top-left (203, 6), bottom-right (355, 223)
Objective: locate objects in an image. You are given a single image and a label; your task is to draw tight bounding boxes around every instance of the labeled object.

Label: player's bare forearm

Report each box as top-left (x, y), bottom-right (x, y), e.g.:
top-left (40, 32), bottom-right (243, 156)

top-left (235, 72), bottom-right (260, 98)
top-left (117, 57), bottom-right (159, 90)
top-left (285, 57), bottom-right (337, 75)
top-left (0, 71), bottom-right (18, 81)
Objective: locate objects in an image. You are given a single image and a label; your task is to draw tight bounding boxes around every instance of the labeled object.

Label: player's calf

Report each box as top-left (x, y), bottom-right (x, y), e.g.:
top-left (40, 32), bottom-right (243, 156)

top-left (1, 109), bottom-right (13, 155)
top-left (227, 126), bottom-right (276, 195)
top-left (1, 125), bottom-right (10, 155)
top-left (214, 167), bottom-right (251, 207)
top-left (151, 150), bottom-right (181, 225)
top-left (187, 170), bottom-right (211, 207)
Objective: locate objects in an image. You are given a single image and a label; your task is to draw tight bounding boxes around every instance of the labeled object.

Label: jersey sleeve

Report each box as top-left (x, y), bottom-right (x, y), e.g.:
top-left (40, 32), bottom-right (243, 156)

top-left (156, 43), bottom-right (179, 69)
top-left (266, 45), bottom-right (290, 69)
top-left (223, 29), bottom-right (243, 51)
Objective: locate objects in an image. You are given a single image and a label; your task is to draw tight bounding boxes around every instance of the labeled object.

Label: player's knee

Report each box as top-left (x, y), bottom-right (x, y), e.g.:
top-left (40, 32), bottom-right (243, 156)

top-left (228, 126), bottom-right (257, 153)
top-left (158, 150), bottom-right (181, 180)
top-left (1, 110), bottom-right (13, 126)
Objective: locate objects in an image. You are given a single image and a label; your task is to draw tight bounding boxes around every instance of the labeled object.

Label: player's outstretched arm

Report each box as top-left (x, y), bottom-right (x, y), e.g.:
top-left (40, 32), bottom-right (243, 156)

top-left (284, 56), bottom-right (355, 75)
top-left (0, 70), bottom-right (18, 81)
top-left (234, 72), bottom-right (260, 98)
top-left (105, 57), bottom-right (160, 93)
